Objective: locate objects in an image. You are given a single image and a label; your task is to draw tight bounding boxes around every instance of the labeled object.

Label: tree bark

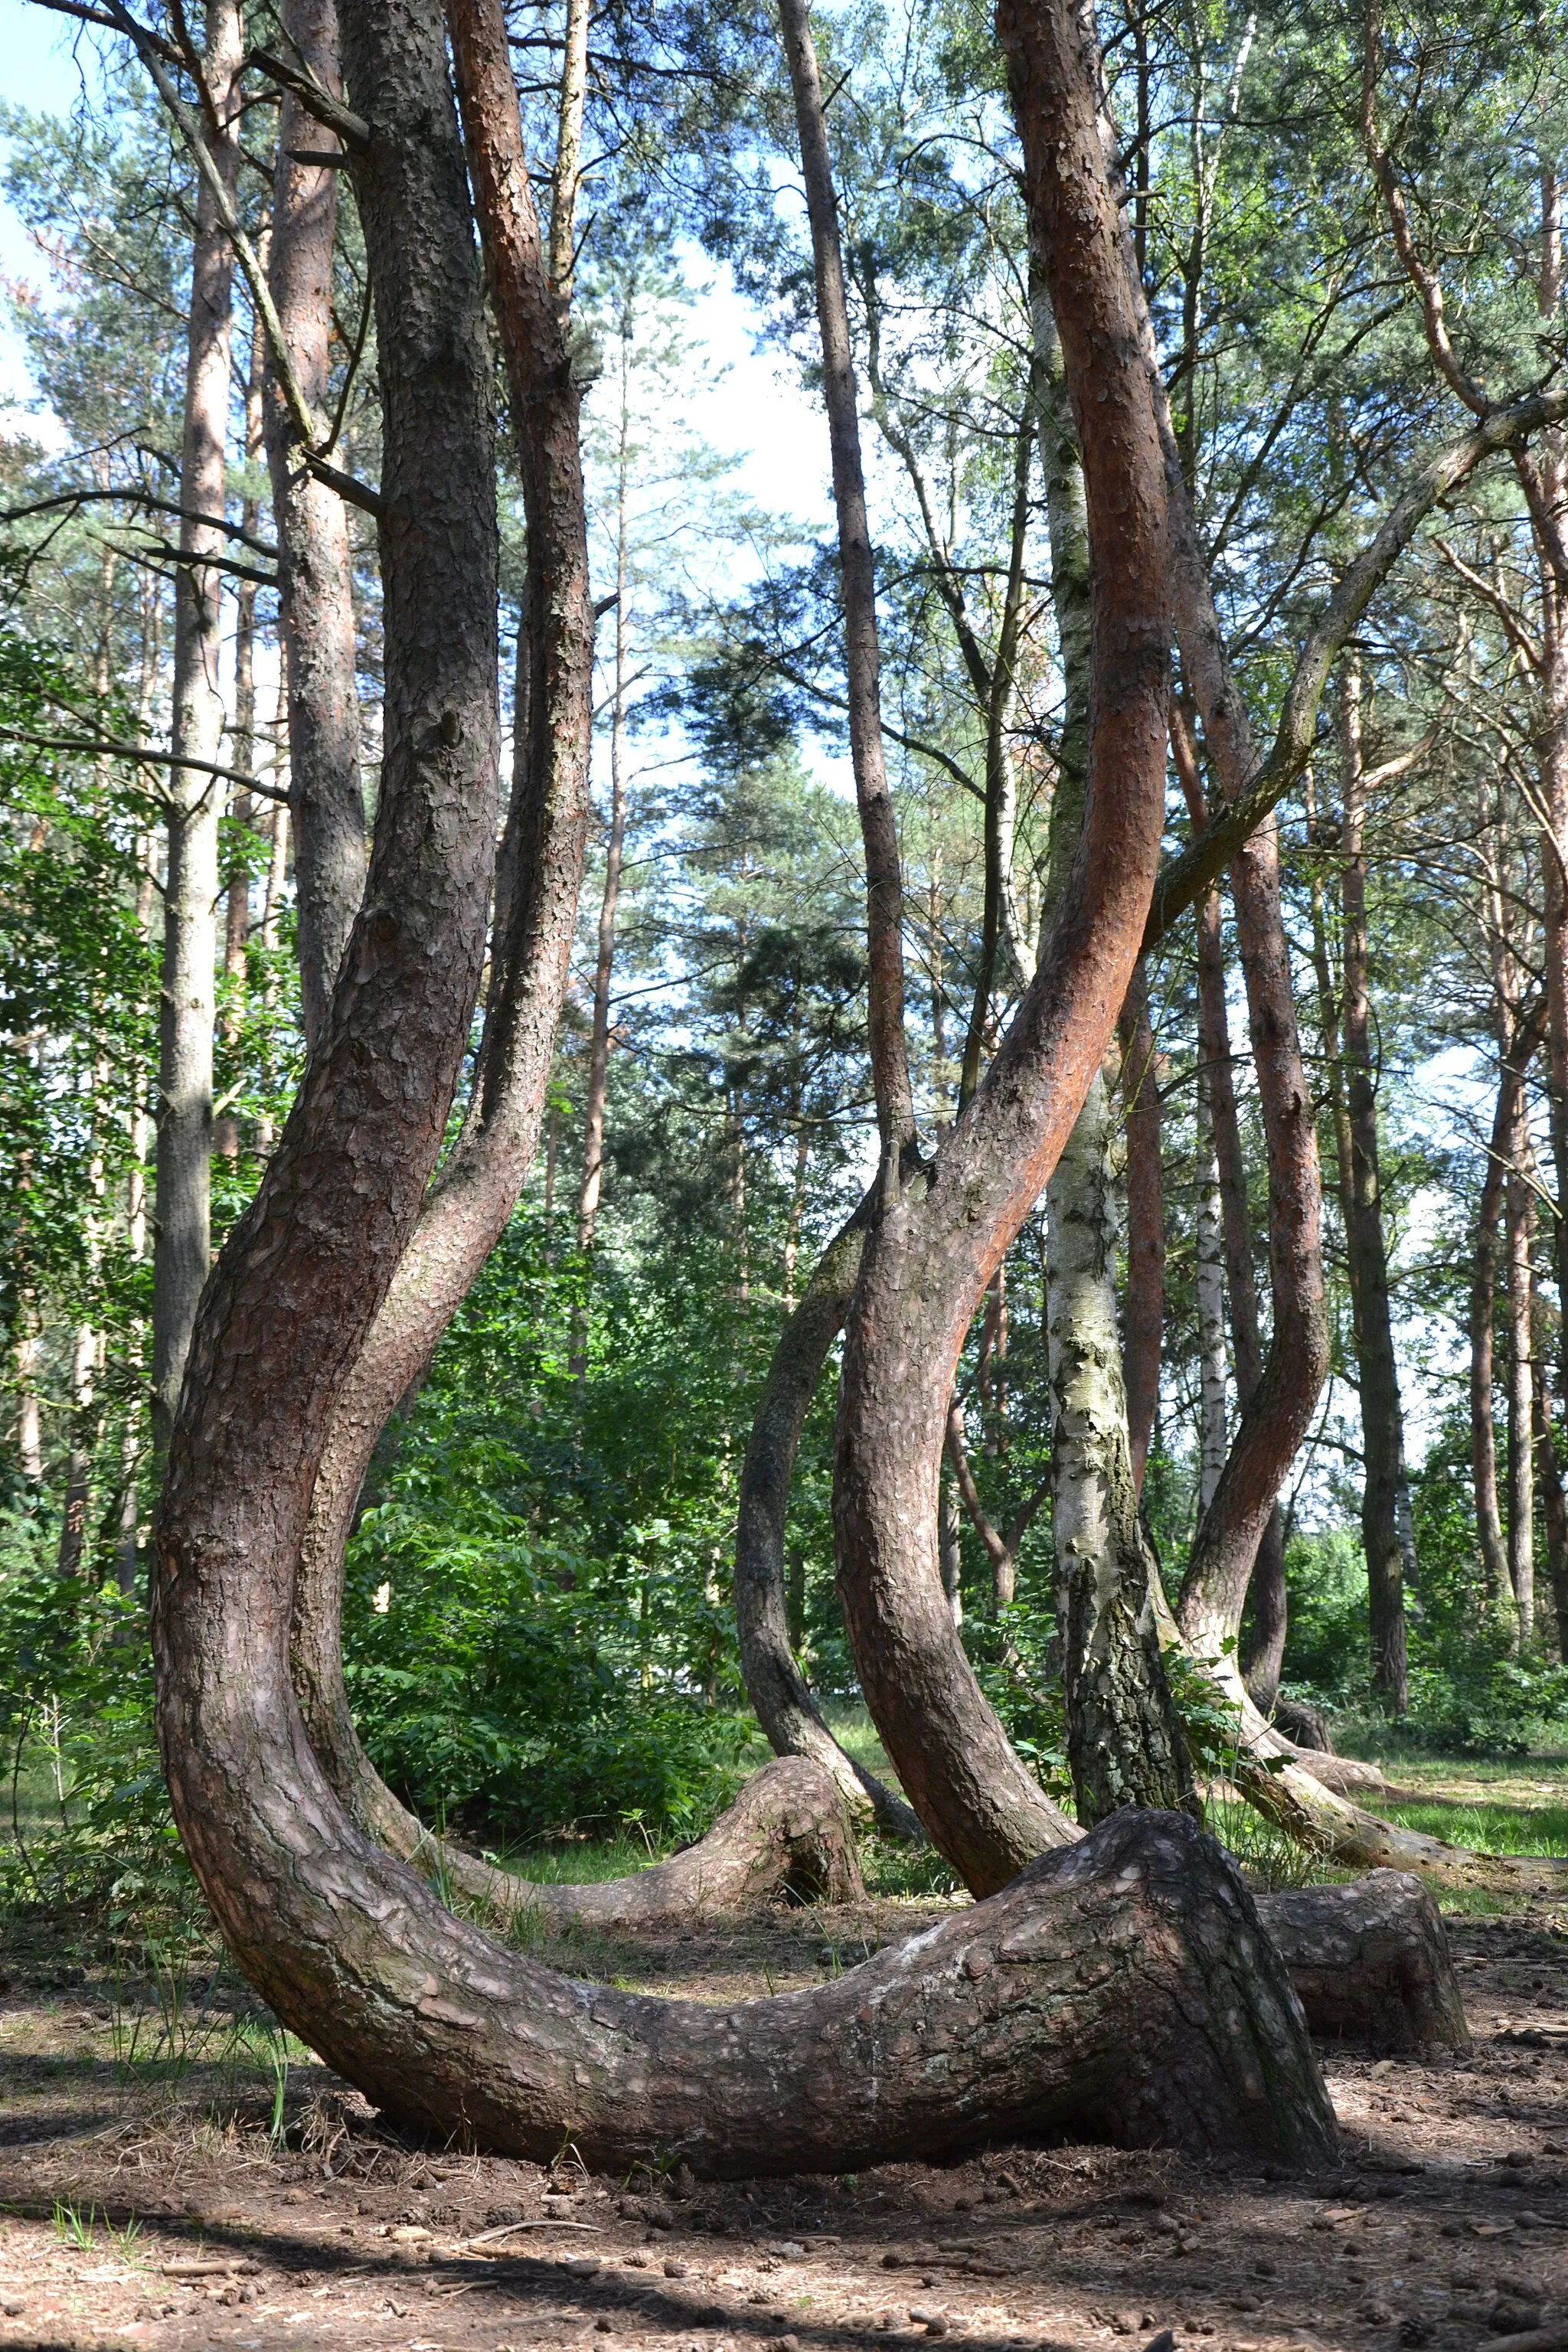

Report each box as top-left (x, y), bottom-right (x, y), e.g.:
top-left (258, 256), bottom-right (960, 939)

top-left (1338, 661), bottom-right (1413, 1710)
top-left (1171, 568), bottom-right (1330, 1663)
top-left (1513, 167), bottom-right (1568, 1428)
top-left (1194, 1031), bottom-right (1229, 1511)
top-left (263, 0), bottom-right (368, 1054)
top-left (776, 0), bottom-right (914, 1161)
top-left (1533, 1370), bottom-right (1568, 1660)
top-left (289, 0), bottom-right (593, 1797)
top-left (1118, 959), bottom-right (1163, 1493)
top-left (832, 0), bottom-right (1172, 1893)
top-left (575, 302), bottom-right (632, 1262)
top-left (150, 0), bottom-right (243, 1459)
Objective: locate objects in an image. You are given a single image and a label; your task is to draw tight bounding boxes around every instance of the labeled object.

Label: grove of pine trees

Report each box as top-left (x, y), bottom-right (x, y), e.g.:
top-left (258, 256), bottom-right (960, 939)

top-left (3, 0), bottom-right (1568, 2168)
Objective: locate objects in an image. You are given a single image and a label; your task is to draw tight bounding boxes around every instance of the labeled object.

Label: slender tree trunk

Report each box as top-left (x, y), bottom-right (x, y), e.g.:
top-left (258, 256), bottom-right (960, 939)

top-left (13, 1309), bottom-right (41, 1483)
top-left (1194, 1042), bottom-right (1229, 1511)
top-left (217, 301), bottom-right (264, 1167)
top-left (264, 0), bottom-right (368, 1053)
top-left (151, 0), bottom-right (243, 1459)
top-left (1530, 167), bottom-right (1568, 1421)
top-left (1506, 1120), bottom-right (1537, 1645)
top-left (1472, 1029), bottom-right (1536, 1608)
top-left (1338, 660), bottom-right (1412, 1710)
top-left (776, 0), bottom-right (913, 1162)
top-left (575, 314), bottom-right (632, 1263)
top-left (1117, 959), bottom-right (1163, 1492)
top-left (782, 1118), bottom-right (809, 1312)
top-left (1532, 1258), bottom-right (1568, 1658)
top-left (57, 1318), bottom-right (96, 1576)
top-left (547, 0), bottom-right (590, 310)
top-left (1173, 714), bottom-right (1290, 1704)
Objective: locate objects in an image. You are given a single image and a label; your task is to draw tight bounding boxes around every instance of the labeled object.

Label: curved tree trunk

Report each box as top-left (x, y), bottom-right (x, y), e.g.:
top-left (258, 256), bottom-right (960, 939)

top-left (338, 1753), bottom-right (867, 1926)
top-left (149, 0), bottom-right (1348, 2179)
top-left (833, 0), bottom-right (1172, 1894)
top-left (289, 0), bottom-right (593, 1795)
top-left (733, 1191), bottom-right (926, 1840)
top-left (263, 0), bottom-right (368, 1054)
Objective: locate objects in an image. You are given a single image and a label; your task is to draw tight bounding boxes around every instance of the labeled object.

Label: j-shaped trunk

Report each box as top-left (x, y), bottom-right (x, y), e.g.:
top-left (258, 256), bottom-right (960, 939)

top-left (150, 0), bottom-right (1343, 2167)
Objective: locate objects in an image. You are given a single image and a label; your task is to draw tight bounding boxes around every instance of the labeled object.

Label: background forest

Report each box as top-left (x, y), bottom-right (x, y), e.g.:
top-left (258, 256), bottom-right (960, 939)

top-left (4, 0), bottom-right (1568, 1919)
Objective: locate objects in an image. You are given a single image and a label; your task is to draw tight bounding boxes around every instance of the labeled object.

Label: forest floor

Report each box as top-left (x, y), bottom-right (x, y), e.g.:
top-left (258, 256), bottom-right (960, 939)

top-left (2, 1761), bottom-right (1567, 2352)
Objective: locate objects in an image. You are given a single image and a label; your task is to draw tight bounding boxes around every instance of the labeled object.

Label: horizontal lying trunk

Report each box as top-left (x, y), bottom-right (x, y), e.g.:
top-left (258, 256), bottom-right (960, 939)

top-left (345, 1756), bottom-right (865, 1927)
top-left (1255, 1871), bottom-right (1469, 2052)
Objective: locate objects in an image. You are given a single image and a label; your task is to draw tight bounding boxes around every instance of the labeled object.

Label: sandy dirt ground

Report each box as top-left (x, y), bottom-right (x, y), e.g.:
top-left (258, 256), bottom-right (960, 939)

top-left (2, 1894), bottom-right (1566, 2352)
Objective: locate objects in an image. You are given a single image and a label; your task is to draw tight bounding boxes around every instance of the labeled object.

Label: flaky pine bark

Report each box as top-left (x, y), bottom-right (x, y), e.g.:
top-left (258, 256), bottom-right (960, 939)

top-left (777, 0), bottom-right (913, 1160)
top-left (833, 0), bottom-right (1172, 1892)
top-left (290, 0), bottom-right (593, 1794)
top-left (263, 0), bottom-right (368, 1054)
top-left (1338, 662), bottom-right (1413, 1708)
top-left (151, 0), bottom-right (243, 1457)
top-left (1117, 960), bottom-right (1163, 1491)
